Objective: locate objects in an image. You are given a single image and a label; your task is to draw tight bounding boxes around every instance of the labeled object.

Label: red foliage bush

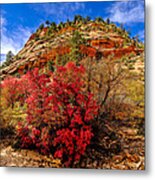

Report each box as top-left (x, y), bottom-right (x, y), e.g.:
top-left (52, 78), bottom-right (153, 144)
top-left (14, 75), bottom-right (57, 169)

top-left (54, 125), bottom-right (93, 167)
top-left (17, 68), bottom-right (52, 154)
top-left (1, 76), bottom-right (23, 108)
top-left (16, 62), bottom-right (99, 166)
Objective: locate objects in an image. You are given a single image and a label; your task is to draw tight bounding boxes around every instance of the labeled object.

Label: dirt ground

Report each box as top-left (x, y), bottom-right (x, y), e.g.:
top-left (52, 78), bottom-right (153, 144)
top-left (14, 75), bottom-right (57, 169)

top-left (0, 119), bottom-right (145, 170)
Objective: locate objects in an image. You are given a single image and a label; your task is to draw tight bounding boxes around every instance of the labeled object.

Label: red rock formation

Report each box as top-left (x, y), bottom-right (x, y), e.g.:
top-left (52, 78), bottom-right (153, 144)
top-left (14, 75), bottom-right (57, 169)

top-left (59, 26), bottom-right (76, 34)
top-left (101, 46), bottom-right (143, 58)
top-left (29, 33), bottom-right (36, 41)
top-left (91, 39), bottom-right (115, 48)
top-left (80, 45), bottom-right (97, 57)
top-left (40, 27), bottom-right (48, 37)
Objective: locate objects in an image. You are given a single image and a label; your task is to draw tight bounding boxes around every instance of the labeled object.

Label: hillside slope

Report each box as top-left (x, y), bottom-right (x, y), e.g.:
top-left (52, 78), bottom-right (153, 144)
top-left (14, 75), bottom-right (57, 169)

top-left (0, 18), bottom-right (144, 79)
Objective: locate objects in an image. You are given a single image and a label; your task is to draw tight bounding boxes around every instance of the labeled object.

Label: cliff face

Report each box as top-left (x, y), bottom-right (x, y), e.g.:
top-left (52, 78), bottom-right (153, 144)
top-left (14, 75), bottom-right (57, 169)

top-left (0, 20), bottom-right (144, 79)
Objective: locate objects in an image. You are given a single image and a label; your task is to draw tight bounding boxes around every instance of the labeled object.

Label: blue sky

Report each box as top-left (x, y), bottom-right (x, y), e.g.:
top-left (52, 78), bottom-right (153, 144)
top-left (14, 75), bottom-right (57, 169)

top-left (0, 0), bottom-right (145, 63)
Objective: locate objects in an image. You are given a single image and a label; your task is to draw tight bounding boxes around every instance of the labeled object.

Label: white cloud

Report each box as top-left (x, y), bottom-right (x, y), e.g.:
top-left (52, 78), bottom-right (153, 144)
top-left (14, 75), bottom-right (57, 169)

top-left (107, 0), bottom-right (144, 24)
top-left (40, 2), bottom-right (85, 15)
top-left (33, 2), bottom-right (86, 22)
top-left (1, 15), bottom-right (6, 26)
top-left (0, 14), bottom-right (32, 62)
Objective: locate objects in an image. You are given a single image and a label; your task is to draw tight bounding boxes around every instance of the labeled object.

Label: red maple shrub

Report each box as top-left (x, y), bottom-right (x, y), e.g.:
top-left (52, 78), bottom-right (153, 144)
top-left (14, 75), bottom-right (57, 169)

top-left (1, 76), bottom-right (21, 108)
top-left (51, 63), bottom-right (99, 166)
top-left (53, 125), bottom-right (93, 167)
top-left (17, 68), bottom-right (52, 154)
top-left (1, 74), bottom-right (33, 108)
top-left (16, 62), bottom-right (99, 166)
